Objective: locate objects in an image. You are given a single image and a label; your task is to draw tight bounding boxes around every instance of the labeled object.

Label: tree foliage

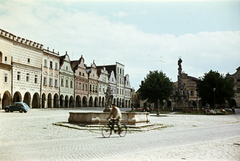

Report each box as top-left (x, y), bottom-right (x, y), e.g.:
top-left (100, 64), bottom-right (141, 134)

top-left (138, 70), bottom-right (173, 106)
top-left (196, 70), bottom-right (235, 107)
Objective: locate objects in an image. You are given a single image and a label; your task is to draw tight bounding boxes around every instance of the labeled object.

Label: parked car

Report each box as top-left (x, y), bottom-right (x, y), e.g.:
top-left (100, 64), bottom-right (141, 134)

top-left (4, 102), bottom-right (30, 113)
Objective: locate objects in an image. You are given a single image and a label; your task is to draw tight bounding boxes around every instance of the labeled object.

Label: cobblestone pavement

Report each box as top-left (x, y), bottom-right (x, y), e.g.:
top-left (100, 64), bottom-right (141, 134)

top-left (0, 108), bottom-right (240, 161)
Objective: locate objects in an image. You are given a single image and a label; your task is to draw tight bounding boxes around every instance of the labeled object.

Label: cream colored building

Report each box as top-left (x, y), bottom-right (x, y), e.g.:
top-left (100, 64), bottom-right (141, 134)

top-left (0, 29), bottom-right (12, 109)
top-left (97, 66), bottom-right (109, 107)
top-left (41, 49), bottom-right (60, 108)
top-left (59, 53), bottom-right (74, 107)
top-left (71, 55), bottom-right (89, 107)
top-left (8, 31), bottom-right (43, 108)
top-left (87, 61), bottom-right (99, 107)
top-left (227, 67), bottom-right (240, 108)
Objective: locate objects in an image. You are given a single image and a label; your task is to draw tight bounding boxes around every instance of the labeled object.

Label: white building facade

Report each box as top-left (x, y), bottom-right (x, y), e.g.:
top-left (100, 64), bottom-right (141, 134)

top-left (59, 53), bottom-right (74, 107)
top-left (0, 29), bottom-right (13, 109)
top-left (97, 67), bottom-right (109, 107)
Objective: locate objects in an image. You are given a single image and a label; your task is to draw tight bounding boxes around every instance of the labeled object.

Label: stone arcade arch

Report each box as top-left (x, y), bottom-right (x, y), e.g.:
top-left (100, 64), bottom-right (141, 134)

top-left (70, 96), bottom-right (74, 107)
top-left (60, 95), bottom-right (64, 108)
top-left (117, 98), bottom-right (119, 107)
top-left (23, 92), bottom-right (31, 107)
top-left (42, 93), bottom-right (46, 108)
top-left (47, 93), bottom-right (52, 108)
top-left (2, 91), bottom-right (11, 108)
top-left (94, 97), bottom-right (98, 107)
top-left (113, 98), bottom-right (116, 105)
top-left (13, 92), bottom-right (22, 103)
top-left (76, 95), bottom-right (81, 107)
top-left (89, 97), bottom-right (93, 107)
top-left (102, 97), bottom-right (105, 107)
top-left (99, 97), bottom-right (102, 107)
top-left (54, 94), bottom-right (59, 108)
top-left (82, 96), bottom-right (87, 107)
top-left (65, 95), bottom-right (69, 108)
top-left (32, 93), bottom-right (40, 108)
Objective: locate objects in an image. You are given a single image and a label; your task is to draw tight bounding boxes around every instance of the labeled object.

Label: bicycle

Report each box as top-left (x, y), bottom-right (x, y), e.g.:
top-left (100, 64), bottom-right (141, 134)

top-left (102, 119), bottom-right (127, 138)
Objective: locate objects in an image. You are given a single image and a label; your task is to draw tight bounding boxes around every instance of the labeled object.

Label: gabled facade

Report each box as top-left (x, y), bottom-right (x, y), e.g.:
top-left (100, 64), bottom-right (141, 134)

top-left (87, 61), bottom-right (99, 107)
top-left (59, 53), bottom-right (74, 107)
top-left (0, 29), bottom-right (133, 109)
top-left (0, 29), bottom-right (13, 109)
top-left (109, 70), bottom-right (117, 105)
top-left (97, 62), bottom-right (132, 107)
top-left (227, 67), bottom-right (240, 108)
top-left (97, 67), bottom-right (109, 107)
top-left (71, 55), bottom-right (88, 107)
top-left (42, 48), bottom-right (60, 108)
top-left (10, 31), bottom-right (43, 109)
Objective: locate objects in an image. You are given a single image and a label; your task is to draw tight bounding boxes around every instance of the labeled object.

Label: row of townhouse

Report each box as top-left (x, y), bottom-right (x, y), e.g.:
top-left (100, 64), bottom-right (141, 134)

top-left (0, 29), bottom-right (132, 110)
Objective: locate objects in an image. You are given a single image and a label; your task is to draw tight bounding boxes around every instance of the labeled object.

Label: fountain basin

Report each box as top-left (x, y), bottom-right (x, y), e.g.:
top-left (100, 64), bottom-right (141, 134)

top-left (68, 112), bottom-right (150, 125)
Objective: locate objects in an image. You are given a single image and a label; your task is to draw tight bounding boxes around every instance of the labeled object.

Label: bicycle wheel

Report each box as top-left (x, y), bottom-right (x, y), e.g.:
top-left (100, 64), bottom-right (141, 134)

top-left (118, 124), bottom-right (127, 137)
top-left (102, 125), bottom-right (111, 138)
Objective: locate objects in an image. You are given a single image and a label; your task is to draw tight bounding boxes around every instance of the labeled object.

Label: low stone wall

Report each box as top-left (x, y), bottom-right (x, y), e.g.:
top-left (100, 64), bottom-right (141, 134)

top-left (68, 112), bottom-right (150, 125)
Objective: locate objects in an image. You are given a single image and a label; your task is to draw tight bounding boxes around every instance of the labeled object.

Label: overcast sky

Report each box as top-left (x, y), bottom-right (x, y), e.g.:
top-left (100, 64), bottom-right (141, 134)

top-left (1, 0), bottom-right (239, 90)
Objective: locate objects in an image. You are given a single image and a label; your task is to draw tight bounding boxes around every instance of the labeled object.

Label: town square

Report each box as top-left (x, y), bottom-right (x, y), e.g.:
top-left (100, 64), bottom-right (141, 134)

top-left (0, 0), bottom-right (240, 161)
top-left (0, 107), bottom-right (240, 161)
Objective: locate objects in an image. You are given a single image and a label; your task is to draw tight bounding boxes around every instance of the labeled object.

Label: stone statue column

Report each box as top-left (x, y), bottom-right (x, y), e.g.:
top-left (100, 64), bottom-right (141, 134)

top-left (103, 86), bottom-right (113, 112)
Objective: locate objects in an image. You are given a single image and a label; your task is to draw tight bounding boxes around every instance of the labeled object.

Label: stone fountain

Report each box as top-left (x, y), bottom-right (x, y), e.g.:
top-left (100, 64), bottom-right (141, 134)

top-left (68, 85), bottom-right (150, 126)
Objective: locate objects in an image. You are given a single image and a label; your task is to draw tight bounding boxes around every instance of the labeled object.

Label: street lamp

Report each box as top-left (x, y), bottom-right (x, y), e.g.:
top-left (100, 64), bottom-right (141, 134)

top-left (213, 88), bottom-right (216, 108)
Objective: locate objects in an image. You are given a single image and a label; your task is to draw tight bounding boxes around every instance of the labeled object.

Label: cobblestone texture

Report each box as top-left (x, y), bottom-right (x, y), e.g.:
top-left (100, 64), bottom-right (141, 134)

top-left (0, 108), bottom-right (240, 161)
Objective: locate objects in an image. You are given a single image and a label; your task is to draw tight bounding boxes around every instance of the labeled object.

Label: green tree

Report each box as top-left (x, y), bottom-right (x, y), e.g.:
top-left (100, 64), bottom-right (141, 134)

top-left (138, 70), bottom-right (173, 115)
top-left (196, 70), bottom-right (235, 107)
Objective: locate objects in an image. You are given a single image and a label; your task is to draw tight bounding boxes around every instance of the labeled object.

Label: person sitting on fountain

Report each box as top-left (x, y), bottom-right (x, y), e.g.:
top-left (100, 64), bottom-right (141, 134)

top-left (107, 104), bottom-right (122, 134)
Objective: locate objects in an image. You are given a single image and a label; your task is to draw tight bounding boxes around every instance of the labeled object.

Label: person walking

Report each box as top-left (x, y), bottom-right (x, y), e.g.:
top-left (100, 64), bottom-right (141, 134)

top-left (107, 104), bottom-right (122, 134)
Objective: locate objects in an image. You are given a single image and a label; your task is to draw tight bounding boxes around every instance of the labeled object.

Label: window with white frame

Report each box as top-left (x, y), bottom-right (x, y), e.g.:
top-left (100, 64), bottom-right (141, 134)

top-left (49, 78), bottom-right (53, 87)
top-left (43, 77), bottom-right (47, 85)
top-left (66, 79), bottom-right (68, 87)
top-left (17, 72), bottom-right (21, 81)
top-left (76, 82), bottom-right (78, 89)
top-left (35, 75), bottom-right (38, 83)
top-left (70, 80), bottom-right (73, 88)
top-left (61, 78), bottom-right (64, 87)
top-left (44, 59), bottom-right (47, 67)
top-left (4, 73), bottom-right (8, 82)
top-left (79, 83), bottom-right (81, 90)
top-left (26, 73), bottom-right (29, 82)
top-left (50, 61), bottom-right (53, 69)
top-left (55, 62), bottom-right (58, 70)
top-left (55, 79), bottom-right (58, 87)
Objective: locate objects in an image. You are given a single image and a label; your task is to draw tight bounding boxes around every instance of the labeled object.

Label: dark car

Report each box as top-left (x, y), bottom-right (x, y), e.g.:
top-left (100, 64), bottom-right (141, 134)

top-left (4, 102), bottom-right (30, 113)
